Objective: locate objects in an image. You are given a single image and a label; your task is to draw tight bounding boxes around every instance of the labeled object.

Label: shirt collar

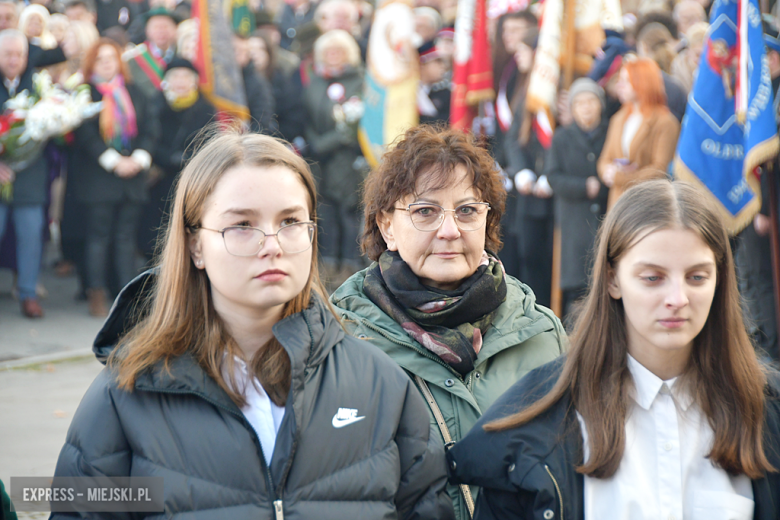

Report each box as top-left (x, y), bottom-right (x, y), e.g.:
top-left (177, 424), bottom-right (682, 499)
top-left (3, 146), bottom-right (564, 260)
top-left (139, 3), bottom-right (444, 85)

top-left (3, 76), bottom-right (20, 91)
top-left (627, 354), bottom-right (692, 412)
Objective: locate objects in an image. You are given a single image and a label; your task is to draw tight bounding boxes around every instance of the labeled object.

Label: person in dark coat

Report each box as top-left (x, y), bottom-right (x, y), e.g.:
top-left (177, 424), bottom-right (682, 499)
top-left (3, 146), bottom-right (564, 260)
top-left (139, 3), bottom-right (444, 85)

top-left (0, 29), bottom-right (52, 318)
top-left (249, 28), bottom-right (305, 144)
top-left (448, 180), bottom-right (780, 520)
top-left (52, 132), bottom-right (455, 520)
top-left (71, 38), bottom-right (157, 317)
top-left (417, 40), bottom-right (451, 126)
top-left (137, 57), bottom-right (216, 262)
top-left (502, 29), bottom-right (553, 306)
top-left (545, 78), bottom-right (609, 322)
top-left (234, 32), bottom-right (276, 135)
top-left (305, 29), bottom-right (367, 278)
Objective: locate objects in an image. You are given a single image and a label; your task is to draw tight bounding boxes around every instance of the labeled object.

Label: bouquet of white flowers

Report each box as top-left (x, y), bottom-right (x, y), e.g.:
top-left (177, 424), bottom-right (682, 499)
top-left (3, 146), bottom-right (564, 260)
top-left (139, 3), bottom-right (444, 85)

top-left (1, 71), bottom-right (102, 201)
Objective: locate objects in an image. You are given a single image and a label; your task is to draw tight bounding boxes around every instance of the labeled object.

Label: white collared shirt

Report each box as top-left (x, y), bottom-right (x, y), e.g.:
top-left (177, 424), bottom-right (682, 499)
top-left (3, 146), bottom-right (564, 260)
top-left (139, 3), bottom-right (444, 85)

top-left (224, 357), bottom-right (285, 466)
top-left (578, 354), bottom-right (754, 520)
top-left (3, 76), bottom-right (20, 97)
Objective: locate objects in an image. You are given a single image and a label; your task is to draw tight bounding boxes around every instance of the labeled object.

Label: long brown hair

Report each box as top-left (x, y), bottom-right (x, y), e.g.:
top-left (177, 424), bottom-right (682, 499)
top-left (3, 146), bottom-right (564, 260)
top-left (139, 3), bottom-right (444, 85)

top-left (109, 130), bottom-right (329, 407)
top-left (486, 179), bottom-right (774, 479)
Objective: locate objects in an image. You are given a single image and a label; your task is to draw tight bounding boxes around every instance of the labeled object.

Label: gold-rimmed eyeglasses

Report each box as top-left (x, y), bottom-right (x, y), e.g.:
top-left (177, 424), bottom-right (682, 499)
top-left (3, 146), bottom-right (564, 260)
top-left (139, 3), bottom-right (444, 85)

top-left (394, 202), bottom-right (491, 232)
top-left (195, 221), bottom-right (315, 256)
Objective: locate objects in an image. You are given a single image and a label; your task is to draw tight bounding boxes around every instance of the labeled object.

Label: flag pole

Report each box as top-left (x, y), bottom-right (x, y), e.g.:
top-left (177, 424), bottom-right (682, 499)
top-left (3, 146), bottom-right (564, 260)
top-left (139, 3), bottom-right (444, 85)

top-left (765, 161), bottom-right (780, 359)
top-left (550, 0), bottom-right (577, 318)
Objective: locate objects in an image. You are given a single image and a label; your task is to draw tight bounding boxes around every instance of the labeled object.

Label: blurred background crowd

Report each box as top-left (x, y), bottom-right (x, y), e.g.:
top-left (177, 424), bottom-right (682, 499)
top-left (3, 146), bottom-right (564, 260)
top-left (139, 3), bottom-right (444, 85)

top-left (1, 0), bottom-right (779, 357)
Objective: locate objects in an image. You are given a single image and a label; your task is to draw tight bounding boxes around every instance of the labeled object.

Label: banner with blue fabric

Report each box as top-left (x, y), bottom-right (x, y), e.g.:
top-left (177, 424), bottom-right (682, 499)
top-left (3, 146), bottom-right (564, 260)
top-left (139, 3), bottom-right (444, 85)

top-left (674, 0), bottom-right (779, 234)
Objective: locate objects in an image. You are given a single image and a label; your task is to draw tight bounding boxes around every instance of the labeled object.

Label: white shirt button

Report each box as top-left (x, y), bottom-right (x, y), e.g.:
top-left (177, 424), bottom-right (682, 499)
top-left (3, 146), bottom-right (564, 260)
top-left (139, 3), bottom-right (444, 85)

top-left (543, 510), bottom-right (554, 519)
top-left (664, 442), bottom-right (673, 451)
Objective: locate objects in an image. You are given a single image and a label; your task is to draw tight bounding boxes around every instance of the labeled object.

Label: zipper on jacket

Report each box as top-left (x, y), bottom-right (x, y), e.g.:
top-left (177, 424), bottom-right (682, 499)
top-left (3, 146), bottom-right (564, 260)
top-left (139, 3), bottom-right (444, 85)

top-left (359, 318), bottom-right (465, 382)
top-left (544, 464), bottom-right (564, 520)
top-left (149, 388), bottom-right (280, 513)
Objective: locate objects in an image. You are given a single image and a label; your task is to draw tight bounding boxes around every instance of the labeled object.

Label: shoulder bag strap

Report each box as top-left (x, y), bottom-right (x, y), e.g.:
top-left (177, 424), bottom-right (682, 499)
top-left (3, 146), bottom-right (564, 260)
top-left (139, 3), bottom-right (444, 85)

top-left (414, 375), bottom-right (475, 518)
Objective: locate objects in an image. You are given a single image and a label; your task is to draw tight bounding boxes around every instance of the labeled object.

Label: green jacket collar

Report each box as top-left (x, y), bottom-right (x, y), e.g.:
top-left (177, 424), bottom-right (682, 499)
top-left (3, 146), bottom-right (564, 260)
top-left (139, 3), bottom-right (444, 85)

top-left (330, 266), bottom-right (561, 378)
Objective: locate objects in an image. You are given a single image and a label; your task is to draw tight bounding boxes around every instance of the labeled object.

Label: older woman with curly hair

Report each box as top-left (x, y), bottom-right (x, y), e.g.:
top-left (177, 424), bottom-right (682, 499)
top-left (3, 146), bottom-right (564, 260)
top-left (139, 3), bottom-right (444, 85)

top-left (330, 125), bottom-right (566, 520)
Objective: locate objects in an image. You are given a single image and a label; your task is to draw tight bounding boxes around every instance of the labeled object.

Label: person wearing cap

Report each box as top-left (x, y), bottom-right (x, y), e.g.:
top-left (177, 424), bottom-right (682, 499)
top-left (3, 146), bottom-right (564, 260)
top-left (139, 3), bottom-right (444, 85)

top-left (418, 40), bottom-right (450, 126)
top-left (138, 57), bottom-right (216, 263)
top-left (544, 78), bottom-right (610, 321)
top-left (434, 26), bottom-right (454, 71)
top-left (124, 7), bottom-right (180, 101)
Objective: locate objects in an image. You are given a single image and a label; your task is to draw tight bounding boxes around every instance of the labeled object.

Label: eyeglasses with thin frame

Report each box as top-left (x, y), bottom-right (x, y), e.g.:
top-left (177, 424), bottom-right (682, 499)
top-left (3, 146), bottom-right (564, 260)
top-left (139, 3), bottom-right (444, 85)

top-left (394, 202), bottom-right (491, 232)
top-left (195, 221), bottom-right (316, 256)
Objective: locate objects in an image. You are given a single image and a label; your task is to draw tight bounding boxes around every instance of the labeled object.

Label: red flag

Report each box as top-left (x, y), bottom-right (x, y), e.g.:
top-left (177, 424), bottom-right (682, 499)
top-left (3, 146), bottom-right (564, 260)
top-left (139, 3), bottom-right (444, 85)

top-left (192, 0), bottom-right (250, 122)
top-left (451, 0), bottom-right (494, 131)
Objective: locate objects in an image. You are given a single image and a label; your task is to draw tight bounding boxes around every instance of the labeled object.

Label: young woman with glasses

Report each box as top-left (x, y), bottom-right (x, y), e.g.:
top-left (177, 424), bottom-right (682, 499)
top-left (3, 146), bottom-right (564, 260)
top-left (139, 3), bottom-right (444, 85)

top-left (331, 125), bottom-right (566, 520)
top-left (52, 131), bottom-right (454, 519)
top-left (447, 180), bottom-right (780, 520)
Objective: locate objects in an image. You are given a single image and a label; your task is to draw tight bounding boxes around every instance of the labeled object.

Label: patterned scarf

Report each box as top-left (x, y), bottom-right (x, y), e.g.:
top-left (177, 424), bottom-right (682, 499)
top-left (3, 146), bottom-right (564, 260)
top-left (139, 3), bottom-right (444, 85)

top-left (363, 250), bottom-right (507, 376)
top-left (93, 74), bottom-right (138, 150)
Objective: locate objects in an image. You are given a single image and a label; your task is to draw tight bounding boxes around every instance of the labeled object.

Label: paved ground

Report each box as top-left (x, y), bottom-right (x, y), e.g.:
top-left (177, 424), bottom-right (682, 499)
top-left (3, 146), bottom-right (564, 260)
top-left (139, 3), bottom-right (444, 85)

top-left (0, 249), bottom-right (363, 517)
top-left (0, 257), bottom-right (106, 517)
top-left (0, 264), bottom-right (105, 363)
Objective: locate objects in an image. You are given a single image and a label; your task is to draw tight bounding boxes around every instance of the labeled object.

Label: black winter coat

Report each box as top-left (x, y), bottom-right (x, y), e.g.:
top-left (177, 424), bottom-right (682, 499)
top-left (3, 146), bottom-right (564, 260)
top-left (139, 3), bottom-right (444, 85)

top-left (544, 121), bottom-right (609, 290)
top-left (53, 270), bottom-right (455, 520)
top-left (138, 93), bottom-right (216, 257)
top-left (504, 107), bottom-right (552, 223)
top-left (447, 358), bottom-right (780, 520)
top-left (0, 67), bottom-right (48, 206)
top-left (70, 82), bottom-right (157, 204)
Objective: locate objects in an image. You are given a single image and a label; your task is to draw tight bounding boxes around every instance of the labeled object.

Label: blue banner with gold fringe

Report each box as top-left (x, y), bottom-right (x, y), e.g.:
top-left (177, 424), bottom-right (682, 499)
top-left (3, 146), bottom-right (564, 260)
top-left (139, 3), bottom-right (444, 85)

top-left (674, 0), bottom-right (779, 234)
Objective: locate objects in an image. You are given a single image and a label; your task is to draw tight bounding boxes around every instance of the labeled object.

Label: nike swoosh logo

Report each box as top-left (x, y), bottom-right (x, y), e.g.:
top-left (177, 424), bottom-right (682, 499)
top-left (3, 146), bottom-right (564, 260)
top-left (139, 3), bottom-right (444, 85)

top-left (332, 415), bottom-right (366, 428)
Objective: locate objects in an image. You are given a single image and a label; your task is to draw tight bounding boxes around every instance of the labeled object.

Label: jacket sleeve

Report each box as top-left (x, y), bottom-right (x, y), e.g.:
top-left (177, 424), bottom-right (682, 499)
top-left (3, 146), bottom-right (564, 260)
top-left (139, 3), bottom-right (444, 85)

top-left (597, 114), bottom-right (622, 181)
top-left (73, 87), bottom-right (113, 166)
top-left (473, 487), bottom-right (526, 520)
top-left (394, 379), bottom-right (455, 520)
top-left (613, 114), bottom-right (679, 192)
top-left (51, 369), bottom-right (133, 519)
top-left (545, 130), bottom-right (589, 200)
top-left (130, 87), bottom-right (158, 162)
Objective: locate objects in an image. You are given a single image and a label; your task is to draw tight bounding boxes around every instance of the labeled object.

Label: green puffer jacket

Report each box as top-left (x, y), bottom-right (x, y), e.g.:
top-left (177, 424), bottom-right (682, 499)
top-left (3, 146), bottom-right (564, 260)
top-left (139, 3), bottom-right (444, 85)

top-left (330, 268), bottom-right (567, 520)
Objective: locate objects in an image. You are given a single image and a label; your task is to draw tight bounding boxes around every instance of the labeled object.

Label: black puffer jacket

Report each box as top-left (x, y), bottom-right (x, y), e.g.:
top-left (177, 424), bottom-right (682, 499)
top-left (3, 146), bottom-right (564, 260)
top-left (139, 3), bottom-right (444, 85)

top-left (447, 358), bottom-right (780, 520)
top-left (53, 271), bottom-right (455, 519)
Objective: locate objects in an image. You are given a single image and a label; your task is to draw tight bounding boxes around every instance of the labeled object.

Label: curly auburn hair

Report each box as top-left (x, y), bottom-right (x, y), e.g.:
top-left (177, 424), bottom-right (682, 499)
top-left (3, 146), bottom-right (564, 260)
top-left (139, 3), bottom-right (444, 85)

top-left (361, 125), bottom-right (506, 261)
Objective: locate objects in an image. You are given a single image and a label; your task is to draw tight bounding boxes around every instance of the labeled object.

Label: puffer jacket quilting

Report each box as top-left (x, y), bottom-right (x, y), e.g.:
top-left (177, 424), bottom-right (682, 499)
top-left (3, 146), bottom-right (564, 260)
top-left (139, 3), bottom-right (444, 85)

top-left (52, 270), bottom-right (454, 519)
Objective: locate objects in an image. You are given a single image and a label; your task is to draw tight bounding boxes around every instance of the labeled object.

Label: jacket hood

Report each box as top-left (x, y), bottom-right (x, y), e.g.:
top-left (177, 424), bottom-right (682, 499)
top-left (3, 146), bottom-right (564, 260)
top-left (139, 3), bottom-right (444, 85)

top-left (93, 269), bottom-right (346, 374)
top-left (93, 269), bottom-right (157, 364)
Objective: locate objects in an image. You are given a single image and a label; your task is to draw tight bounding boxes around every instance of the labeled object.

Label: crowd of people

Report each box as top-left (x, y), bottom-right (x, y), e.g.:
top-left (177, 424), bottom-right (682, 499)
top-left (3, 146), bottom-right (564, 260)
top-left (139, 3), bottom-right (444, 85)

top-left (3, 0), bottom-right (780, 515)
top-left (0, 0), bottom-right (777, 347)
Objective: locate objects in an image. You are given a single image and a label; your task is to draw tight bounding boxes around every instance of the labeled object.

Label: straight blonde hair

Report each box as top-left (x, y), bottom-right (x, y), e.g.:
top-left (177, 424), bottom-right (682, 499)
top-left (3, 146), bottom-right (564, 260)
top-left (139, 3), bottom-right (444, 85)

top-left (109, 130), bottom-right (329, 407)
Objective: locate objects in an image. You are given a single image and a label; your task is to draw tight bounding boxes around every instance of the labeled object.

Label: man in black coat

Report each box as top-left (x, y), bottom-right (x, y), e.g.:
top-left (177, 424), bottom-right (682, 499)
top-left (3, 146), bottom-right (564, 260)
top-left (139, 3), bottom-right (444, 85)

top-left (0, 29), bottom-right (56, 318)
top-left (138, 58), bottom-right (217, 261)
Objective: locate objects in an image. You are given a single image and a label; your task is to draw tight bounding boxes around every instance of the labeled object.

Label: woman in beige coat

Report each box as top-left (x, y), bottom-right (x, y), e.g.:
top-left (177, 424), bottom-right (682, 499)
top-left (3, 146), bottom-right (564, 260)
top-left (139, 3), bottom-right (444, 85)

top-left (598, 58), bottom-right (680, 209)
